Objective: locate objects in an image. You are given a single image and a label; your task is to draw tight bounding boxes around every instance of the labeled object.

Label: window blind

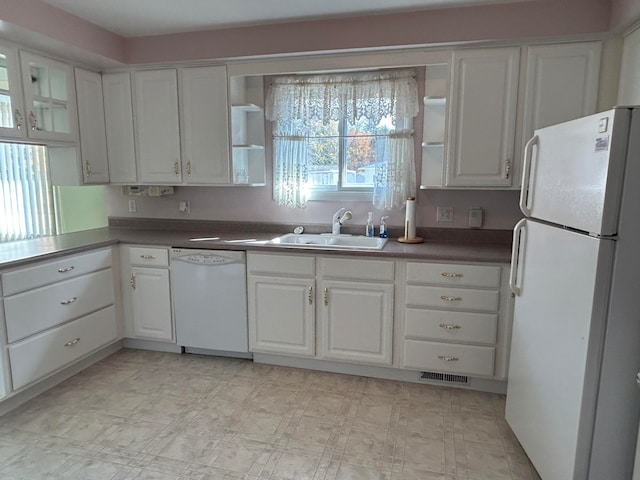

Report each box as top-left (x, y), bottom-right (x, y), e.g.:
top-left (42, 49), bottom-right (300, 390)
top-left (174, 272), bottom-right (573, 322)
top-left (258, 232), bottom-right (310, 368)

top-left (0, 143), bottom-right (55, 242)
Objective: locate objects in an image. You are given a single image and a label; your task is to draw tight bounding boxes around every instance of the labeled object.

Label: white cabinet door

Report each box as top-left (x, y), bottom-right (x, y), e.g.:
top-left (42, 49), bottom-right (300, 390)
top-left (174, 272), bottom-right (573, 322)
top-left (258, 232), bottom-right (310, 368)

top-left (19, 51), bottom-right (78, 142)
top-left (248, 275), bottom-right (315, 357)
top-left (133, 69), bottom-right (181, 183)
top-left (180, 66), bottom-right (231, 184)
top-left (0, 42), bottom-right (26, 138)
top-left (130, 266), bottom-right (173, 341)
top-left (518, 42), bottom-right (601, 186)
top-left (75, 68), bottom-right (109, 183)
top-left (103, 72), bottom-right (137, 183)
top-left (447, 47), bottom-right (520, 187)
top-left (320, 280), bottom-right (394, 365)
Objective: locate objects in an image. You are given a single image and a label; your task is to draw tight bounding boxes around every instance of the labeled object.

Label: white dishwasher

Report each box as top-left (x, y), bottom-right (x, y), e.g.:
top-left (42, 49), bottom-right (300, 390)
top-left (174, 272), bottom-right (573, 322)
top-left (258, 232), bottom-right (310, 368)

top-left (170, 248), bottom-right (250, 356)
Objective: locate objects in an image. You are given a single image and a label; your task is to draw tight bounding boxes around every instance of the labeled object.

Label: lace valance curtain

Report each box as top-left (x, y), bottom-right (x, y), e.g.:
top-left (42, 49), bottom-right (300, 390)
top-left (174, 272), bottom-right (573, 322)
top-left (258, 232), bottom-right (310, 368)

top-left (267, 70), bottom-right (418, 210)
top-left (266, 70), bottom-right (418, 128)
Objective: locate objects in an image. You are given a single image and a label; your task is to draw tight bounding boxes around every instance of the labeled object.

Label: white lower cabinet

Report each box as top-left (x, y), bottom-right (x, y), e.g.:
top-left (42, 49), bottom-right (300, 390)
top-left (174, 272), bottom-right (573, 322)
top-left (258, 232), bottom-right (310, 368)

top-left (248, 275), bottom-right (315, 356)
top-left (402, 261), bottom-right (512, 379)
top-left (121, 246), bottom-right (173, 342)
top-left (320, 280), bottom-right (393, 365)
top-left (247, 253), bottom-right (394, 367)
top-left (0, 247), bottom-right (118, 393)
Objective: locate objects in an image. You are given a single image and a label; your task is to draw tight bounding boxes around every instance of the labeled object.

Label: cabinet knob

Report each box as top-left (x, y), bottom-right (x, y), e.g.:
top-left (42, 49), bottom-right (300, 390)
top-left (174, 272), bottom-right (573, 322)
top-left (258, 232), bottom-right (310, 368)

top-left (60, 296), bottom-right (78, 305)
top-left (437, 355), bottom-right (459, 362)
top-left (439, 323), bottom-right (462, 330)
top-left (441, 272), bottom-right (464, 278)
top-left (186, 160), bottom-right (192, 176)
top-left (505, 158), bottom-right (511, 179)
top-left (64, 337), bottom-right (81, 347)
top-left (308, 286), bottom-right (313, 305)
top-left (440, 295), bottom-right (462, 302)
top-left (174, 160), bottom-right (180, 176)
top-left (28, 111), bottom-right (37, 131)
top-left (85, 161), bottom-right (92, 177)
top-left (130, 273), bottom-right (136, 290)
top-left (324, 287), bottom-right (328, 306)
top-left (14, 109), bottom-right (23, 130)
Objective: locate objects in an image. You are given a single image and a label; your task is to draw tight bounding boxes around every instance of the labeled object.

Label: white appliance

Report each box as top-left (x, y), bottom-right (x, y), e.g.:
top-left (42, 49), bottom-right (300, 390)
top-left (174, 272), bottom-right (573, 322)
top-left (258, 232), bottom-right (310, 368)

top-left (170, 248), bottom-right (250, 356)
top-left (507, 107), bottom-right (640, 479)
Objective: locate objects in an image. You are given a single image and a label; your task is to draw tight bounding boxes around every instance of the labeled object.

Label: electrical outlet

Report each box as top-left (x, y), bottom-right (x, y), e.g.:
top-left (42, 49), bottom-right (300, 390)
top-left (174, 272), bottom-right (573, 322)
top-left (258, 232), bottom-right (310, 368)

top-left (436, 206), bottom-right (453, 222)
top-left (128, 199), bottom-right (137, 213)
top-left (179, 200), bottom-right (190, 214)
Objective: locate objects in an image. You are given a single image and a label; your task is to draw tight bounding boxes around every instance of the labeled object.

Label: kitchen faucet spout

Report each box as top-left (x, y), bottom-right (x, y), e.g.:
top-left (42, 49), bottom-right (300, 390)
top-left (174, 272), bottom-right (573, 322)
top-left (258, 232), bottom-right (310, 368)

top-left (332, 208), bottom-right (352, 235)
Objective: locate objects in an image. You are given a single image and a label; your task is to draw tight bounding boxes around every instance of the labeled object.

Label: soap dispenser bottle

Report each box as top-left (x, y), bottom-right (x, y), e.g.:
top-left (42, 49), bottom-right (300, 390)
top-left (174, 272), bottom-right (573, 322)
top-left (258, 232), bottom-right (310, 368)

top-left (365, 212), bottom-right (374, 237)
top-left (379, 216), bottom-right (389, 238)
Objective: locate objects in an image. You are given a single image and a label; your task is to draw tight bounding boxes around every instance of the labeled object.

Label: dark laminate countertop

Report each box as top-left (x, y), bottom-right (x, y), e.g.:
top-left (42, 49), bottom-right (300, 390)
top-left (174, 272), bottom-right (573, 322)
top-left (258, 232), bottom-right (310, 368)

top-left (0, 219), bottom-right (513, 270)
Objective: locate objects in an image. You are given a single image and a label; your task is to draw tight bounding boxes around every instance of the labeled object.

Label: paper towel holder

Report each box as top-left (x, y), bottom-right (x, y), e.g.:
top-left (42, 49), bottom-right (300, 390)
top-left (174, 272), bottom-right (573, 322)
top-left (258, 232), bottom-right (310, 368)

top-left (398, 196), bottom-right (424, 244)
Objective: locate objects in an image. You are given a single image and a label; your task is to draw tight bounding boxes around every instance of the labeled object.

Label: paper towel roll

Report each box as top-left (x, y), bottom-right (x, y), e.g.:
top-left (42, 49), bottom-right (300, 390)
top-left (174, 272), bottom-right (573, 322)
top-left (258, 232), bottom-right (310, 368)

top-left (405, 196), bottom-right (416, 240)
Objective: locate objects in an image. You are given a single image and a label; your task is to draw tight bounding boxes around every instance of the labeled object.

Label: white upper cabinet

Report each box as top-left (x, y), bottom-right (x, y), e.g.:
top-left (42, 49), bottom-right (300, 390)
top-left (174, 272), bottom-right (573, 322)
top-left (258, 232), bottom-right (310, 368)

top-left (446, 47), bottom-right (520, 188)
top-left (103, 72), bottom-right (137, 184)
top-left (133, 69), bottom-right (182, 183)
top-left (0, 42), bottom-right (26, 138)
top-left (19, 51), bottom-right (78, 142)
top-left (179, 66), bottom-right (231, 184)
top-left (518, 42), bottom-right (601, 184)
top-left (75, 68), bottom-right (109, 183)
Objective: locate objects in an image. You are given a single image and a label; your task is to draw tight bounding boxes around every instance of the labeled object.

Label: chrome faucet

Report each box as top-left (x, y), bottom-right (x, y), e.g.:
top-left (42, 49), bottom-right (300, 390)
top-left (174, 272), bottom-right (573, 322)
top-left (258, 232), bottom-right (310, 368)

top-left (332, 208), bottom-right (352, 235)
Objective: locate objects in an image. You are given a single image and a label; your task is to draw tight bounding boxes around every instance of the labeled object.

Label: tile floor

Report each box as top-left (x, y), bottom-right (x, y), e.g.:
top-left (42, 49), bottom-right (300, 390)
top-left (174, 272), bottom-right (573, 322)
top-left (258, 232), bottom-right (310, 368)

top-left (0, 349), bottom-right (540, 480)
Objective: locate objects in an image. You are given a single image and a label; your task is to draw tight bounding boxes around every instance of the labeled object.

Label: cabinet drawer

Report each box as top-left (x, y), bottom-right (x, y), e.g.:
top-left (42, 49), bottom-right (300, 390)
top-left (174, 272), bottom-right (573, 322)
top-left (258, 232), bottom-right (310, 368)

top-left (9, 305), bottom-right (117, 391)
top-left (248, 253), bottom-right (315, 276)
top-left (322, 257), bottom-right (394, 282)
top-left (2, 248), bottom-right (112, 296)
top-left (406, 262), bottom-right (501, 288)
top-left (406, 285), bottom-right (499, 312)
top-left (5, 269), bottom-right (115, 343)
top-left (405, 308), bottom-right (497, 345)
top-left (403, 339), bottom-right (495, 377)
top-left (129, 246), bottom-right (169, 267)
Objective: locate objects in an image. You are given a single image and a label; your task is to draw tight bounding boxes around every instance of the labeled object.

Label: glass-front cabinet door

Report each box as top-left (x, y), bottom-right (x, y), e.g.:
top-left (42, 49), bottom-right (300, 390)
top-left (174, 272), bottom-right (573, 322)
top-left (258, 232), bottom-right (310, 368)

top-left (19, 51), bottom-right (77, 142)
top-left (0, 42), bottom-right (26, 138)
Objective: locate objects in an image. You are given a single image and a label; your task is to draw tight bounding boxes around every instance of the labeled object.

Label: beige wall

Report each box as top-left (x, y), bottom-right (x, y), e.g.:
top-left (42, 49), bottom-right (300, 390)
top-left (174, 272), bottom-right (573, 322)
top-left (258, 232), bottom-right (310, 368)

top-left (618, 26), bottom-right (640, 105)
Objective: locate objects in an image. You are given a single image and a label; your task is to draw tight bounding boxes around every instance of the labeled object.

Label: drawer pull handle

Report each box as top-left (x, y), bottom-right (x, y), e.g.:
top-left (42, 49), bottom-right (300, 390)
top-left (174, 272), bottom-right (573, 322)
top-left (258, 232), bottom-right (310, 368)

top-left (438, 355), bottom-right (459, 362)
top-left (308, 286), bottom-right (313, 305)
top-left (58, 266), bottom-right (75, 273)
top-left (140, 255), bottom-right (156, 260)
top-left (60, 297), bottom-right (78, 305)
top-left (440, 296), bottom-right (462, 302)
top-left (441, 272), bottom-right (463, 278)
top-left (130, 273), bottom-right (136, 290)
top-left (64, 337), bottom-right (81, 347)
top-left (439, 323), bottom-right (462, 330)
top-left (324, 287), bottom-right (328, 306)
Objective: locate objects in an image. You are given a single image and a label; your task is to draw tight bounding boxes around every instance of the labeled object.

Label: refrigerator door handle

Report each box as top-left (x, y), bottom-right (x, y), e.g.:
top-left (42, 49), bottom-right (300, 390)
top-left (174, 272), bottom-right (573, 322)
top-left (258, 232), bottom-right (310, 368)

top-left (520, 135), bottom-right (539, 217)
top-left (509, 218), bottom-right (527, 296)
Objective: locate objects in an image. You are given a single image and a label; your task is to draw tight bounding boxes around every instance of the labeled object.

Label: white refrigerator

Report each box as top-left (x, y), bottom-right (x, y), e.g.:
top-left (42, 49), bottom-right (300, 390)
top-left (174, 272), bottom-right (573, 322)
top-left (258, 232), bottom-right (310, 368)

top-left (506, 107), bottom-right (640, 479)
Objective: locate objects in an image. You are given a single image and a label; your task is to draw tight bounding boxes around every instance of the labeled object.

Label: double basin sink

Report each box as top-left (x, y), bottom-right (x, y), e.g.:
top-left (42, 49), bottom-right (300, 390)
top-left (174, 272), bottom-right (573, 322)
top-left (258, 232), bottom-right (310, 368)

top-left (267, 233), bottom-right (388, 250)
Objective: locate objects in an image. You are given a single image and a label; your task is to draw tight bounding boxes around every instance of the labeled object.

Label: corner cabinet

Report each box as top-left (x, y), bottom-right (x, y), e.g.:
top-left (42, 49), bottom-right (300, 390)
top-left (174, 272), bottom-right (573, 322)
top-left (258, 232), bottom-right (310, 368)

top-left (103, 72), bottom-right (137, 184)
top-left (75, 68), bottom-right (109, 183)
top-left (446, 47), bottom-right (520, 188)
top-left (132, 69), bottom-right (182, 184)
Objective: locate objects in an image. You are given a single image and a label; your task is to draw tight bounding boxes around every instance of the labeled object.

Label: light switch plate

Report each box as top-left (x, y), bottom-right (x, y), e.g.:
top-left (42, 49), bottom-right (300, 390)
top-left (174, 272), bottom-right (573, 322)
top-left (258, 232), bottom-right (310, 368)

top-left (468, 206), bottom-right (483, 228)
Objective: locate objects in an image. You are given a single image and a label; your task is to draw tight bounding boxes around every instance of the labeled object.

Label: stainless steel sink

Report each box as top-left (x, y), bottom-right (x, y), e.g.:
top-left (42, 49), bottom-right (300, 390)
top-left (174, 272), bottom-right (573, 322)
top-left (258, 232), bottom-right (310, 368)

top-left (268, 233), bottom-right (388, 250)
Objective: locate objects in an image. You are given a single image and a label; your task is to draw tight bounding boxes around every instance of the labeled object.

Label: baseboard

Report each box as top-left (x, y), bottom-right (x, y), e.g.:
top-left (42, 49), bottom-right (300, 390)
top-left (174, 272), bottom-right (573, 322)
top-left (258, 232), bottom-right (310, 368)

top-left (253, 353), bottom-right (507, 394)
top-left (122, 337), bottom-right (182, 353)
top-left (0, 340), bottom-right (123, 416)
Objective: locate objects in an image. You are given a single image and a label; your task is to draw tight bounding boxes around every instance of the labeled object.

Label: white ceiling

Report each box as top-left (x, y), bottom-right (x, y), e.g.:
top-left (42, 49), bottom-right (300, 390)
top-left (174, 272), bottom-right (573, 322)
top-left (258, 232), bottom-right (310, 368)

top-left (42, 0), bottom-right (534, 38)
